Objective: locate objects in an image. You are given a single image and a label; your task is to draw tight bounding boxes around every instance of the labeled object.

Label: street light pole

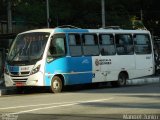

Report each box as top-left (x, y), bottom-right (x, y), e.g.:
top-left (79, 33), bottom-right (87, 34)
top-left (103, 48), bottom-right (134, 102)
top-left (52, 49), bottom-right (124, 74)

top-left (140, 9), bottom-right (143, 21)
top-left (7, 0), bottom-right (12, 33)
top-left (101, 0), bottom-right (105, 28)
top-left (46, 0), bottom-right (50, 28)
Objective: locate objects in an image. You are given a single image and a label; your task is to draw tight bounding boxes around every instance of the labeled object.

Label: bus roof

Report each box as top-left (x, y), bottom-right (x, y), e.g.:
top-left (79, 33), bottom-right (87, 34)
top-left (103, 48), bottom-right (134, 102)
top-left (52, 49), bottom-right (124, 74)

top-left (19, 28), bottom-right (150, 35)
top-left (20, 28), bottom-right (54, 34)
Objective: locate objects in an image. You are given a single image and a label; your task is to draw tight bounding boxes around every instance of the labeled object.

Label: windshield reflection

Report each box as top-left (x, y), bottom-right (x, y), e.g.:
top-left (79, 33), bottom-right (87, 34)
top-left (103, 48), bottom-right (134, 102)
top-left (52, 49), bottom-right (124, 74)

top-left (8, 32), bottom-right (50, 62)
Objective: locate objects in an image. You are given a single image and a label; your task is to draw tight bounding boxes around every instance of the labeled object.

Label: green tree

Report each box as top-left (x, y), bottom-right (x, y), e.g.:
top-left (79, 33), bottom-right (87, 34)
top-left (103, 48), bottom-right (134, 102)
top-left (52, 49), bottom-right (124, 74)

top-left (0, 0), bottom-right (160, 34)
top-left (13, 0), bottom-right (46, 26)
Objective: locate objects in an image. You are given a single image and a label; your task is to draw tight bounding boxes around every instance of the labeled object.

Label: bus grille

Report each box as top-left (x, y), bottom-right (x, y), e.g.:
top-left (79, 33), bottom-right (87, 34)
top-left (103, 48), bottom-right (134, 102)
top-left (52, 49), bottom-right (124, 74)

top-left (10, 71), bottom-right (30, 77)
top-left (11, 72), bottom-right (29, 82)
top-left (12, 78), bottom-right (27, 82)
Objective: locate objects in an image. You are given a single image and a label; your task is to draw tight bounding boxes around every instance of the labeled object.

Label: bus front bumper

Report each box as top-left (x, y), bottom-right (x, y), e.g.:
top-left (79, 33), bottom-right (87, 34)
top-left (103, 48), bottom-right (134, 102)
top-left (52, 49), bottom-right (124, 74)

top-left (4, 72), bottom-right (44, 87)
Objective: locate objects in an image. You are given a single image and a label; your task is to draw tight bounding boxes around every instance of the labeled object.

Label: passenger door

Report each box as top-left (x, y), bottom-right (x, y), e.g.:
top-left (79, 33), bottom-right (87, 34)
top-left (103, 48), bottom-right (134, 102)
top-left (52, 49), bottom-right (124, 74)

top-left (134, 34), bottom-right (154, 77)
top-left (99, 34), bottom-right (116, 81)
top-left (45, 34), bottom-right (67, 86)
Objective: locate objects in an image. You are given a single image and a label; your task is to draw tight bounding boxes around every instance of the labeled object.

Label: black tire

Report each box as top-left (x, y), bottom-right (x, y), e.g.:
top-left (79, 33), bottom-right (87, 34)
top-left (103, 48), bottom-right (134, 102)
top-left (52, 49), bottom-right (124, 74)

top-left (51, 76), bottom-right (63, 93)
top-left (111, 73), bottom-right (127, 87)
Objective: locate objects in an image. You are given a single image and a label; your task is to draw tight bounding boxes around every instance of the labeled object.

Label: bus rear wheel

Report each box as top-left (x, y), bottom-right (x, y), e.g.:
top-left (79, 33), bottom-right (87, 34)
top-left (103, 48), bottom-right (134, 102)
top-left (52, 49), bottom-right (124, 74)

top-left (111, 73), bottom-right (127, 87)
top-left (51, 76), bottom-right (63, 93)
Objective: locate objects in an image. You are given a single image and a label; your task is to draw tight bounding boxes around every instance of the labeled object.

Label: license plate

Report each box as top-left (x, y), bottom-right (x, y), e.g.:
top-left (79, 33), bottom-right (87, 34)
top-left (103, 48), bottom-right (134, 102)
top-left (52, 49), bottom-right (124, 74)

top-left (16, 82), bottom-right (24, 86)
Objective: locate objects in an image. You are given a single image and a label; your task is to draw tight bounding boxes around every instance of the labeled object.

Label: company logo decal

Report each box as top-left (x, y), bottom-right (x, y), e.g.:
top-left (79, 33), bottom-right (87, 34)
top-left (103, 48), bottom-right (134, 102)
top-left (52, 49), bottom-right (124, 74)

top-left (95, 59), bottom-right (112, 66)
top-left (95, 59), bottom-right (99, 66)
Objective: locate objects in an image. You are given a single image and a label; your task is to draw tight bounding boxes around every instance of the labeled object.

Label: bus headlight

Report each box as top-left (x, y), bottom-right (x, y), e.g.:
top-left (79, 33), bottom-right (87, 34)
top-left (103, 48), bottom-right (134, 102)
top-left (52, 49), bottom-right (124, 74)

top-left (30, 65), bottom-right (41, 75)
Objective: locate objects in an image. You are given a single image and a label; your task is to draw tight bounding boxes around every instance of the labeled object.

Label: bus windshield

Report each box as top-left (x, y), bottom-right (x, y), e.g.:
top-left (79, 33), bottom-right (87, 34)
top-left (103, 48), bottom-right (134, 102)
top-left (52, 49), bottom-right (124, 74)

top-left (7, 32), bottom-right (50, 63)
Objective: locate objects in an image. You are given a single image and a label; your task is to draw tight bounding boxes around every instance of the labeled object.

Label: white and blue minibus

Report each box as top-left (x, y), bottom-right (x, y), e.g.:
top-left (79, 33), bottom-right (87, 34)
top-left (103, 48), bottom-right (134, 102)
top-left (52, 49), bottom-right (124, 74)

top-left (4, 26), bottom-right (155, 93)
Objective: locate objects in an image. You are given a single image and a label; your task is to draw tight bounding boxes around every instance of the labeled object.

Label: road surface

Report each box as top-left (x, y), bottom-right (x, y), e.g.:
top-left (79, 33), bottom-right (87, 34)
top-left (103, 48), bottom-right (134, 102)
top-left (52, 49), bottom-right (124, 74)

top-left (0, 83), bottom-right (159, 120)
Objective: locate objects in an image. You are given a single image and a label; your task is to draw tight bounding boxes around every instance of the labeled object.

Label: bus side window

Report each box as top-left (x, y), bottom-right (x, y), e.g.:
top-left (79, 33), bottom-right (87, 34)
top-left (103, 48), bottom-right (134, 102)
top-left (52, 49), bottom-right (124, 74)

top-left (82, 34), bottom-right (99, 56)
top-left (48, 34), bottom-right (66, 58)
top-left (99, 34), bottom-right (116, 55)
top-left (134, 34), bottom-right (151, 54)
top-left (115, 34), bottom-right (133, 55)
top-left (69, 34), bottom-right (82, 56)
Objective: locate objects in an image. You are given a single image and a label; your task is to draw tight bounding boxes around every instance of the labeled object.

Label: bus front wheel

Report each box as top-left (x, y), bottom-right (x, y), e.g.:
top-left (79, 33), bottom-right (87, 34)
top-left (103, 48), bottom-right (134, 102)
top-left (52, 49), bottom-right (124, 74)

top-left (51, 76), bottom-right (63, 93)
top-left (111, 73), bottom-right (127, 87)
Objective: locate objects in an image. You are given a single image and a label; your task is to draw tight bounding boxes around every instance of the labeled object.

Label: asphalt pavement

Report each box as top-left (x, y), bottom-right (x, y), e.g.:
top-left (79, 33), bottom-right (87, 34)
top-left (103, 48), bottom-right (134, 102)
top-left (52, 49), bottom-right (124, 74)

top-left (0, 82), bottom-right (159, 120)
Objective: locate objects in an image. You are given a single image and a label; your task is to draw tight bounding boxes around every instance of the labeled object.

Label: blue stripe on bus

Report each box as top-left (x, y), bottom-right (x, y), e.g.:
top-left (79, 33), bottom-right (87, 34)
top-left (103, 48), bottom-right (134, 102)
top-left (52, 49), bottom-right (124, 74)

top-left (64, 57), bottom-right (92, 85)
top-left (45, 57), bottom-right (92, 86)
top-left (54, 28), bottom-right (89, 33)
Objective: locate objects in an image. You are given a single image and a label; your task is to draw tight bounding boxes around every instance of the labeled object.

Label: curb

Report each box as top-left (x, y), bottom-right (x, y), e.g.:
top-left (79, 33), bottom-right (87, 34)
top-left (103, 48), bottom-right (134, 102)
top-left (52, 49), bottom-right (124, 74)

top-left (0, 87), bottom-right (17, 96)
top-left (0, 78), bottom-right (17, 96)
top-left (127, 76), bottom-right (160, 85)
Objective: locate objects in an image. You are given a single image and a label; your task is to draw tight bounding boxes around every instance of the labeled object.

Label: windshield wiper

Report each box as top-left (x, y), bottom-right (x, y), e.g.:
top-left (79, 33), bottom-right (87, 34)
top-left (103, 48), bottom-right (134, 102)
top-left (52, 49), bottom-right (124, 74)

top-left (9, 48), bottom-right (22, 63)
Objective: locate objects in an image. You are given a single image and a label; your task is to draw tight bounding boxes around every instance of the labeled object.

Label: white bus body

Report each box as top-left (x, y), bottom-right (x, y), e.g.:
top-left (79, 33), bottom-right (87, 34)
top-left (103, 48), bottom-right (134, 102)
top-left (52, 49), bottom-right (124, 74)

top-left (4, 28), bottom-right (155, 92)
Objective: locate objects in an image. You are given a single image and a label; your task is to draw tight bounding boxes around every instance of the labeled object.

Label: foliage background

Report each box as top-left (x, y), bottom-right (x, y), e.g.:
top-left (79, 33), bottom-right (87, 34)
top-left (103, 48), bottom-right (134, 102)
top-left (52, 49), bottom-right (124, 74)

top-left (0, 0), bottom-right (160, 34)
